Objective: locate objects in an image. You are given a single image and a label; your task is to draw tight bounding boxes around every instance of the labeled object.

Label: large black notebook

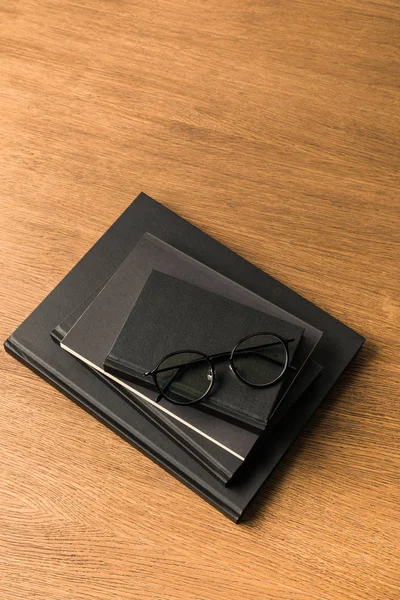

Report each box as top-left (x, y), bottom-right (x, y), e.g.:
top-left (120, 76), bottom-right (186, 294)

top-left (5, 193), bottom-right (365, 521)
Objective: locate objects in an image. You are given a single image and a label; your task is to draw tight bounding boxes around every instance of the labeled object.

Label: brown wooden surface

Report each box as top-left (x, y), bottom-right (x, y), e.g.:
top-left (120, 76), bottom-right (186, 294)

top-left (1, 1), bottom-right (399, 598)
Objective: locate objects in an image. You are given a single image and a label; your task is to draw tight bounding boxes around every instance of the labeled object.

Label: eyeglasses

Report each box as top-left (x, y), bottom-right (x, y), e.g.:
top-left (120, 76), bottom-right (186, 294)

top-left (143, 332), bottom-right (296, 406)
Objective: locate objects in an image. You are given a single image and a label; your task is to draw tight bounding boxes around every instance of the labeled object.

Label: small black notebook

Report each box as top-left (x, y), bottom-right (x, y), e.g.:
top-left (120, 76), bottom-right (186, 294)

top-left (105, 270), bottom-right (304, 430)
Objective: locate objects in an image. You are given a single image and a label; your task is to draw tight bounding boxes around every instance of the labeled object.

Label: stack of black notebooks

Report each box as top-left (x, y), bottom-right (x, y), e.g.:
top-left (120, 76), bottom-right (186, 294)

top-left (4, 193), bottom-right (365, 522)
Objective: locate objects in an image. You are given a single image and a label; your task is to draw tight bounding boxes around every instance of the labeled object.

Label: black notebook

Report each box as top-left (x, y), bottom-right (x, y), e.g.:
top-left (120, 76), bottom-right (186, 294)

top-left (5, 193), bottom-right (365, 521)
top-left (104, 269), bottom-right (304, 429)
top-left (60, 234), bottom-right (321, 483)
top-left (62, 233), bottom-right (322, 430)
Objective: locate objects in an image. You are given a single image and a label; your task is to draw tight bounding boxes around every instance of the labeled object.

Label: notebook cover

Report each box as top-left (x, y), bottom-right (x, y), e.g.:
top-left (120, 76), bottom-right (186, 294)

top-left (105, 269), bottom-right (304, 428)
top-left (4, 192), bottom-right (365, 521)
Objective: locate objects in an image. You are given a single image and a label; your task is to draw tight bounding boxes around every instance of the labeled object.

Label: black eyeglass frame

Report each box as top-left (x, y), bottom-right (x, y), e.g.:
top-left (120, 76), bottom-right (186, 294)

top-left (143, 332), bottom-right (294, 406)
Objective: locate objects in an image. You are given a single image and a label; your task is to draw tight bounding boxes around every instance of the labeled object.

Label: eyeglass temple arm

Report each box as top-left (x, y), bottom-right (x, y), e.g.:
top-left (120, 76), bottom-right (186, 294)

top-left (153, 364), bottom-right (189, 403)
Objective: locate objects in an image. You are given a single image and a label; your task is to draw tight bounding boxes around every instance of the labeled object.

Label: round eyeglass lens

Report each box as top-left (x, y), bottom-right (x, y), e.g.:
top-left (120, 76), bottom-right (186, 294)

top-left (231, 333), bottom-right (288, 386)
top-left (154, 351), bottom-right (213, 405)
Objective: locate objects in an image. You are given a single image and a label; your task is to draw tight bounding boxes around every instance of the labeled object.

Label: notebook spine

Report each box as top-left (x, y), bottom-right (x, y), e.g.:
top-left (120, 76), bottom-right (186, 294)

top-left (103, 354), bottom-right (157, 392)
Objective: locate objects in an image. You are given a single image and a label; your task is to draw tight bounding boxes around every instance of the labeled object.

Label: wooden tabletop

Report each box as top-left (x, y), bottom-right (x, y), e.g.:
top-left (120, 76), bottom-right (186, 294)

top-left (1, 1), bottom-right (399, 598)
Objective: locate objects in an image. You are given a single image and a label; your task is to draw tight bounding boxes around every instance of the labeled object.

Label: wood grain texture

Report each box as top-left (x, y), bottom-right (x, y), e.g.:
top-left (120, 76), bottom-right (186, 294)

top-left (1, 1), bottom-right (399, 598)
